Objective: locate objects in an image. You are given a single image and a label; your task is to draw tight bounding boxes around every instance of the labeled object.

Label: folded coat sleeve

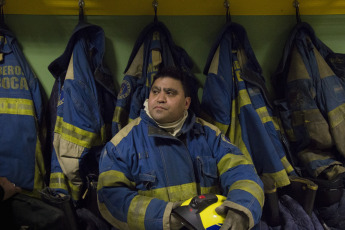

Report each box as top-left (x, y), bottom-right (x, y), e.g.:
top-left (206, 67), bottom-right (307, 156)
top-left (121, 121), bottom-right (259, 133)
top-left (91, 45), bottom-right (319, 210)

top-left (97, 142), bottom-right (171, 230)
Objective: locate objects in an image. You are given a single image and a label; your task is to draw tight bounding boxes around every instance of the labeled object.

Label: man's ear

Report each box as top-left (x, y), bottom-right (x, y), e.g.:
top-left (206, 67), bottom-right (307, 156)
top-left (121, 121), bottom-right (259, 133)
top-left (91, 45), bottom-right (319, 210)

top-left (185, 97), bottom-right (191, 110)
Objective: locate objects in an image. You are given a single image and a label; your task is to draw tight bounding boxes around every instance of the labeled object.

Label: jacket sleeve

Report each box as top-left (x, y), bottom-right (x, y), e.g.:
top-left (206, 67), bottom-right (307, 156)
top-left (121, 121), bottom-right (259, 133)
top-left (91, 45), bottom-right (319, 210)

top-left (202, 120), bottom-right (264, 228)
top-left (97, 142), bottom-right (172, 230)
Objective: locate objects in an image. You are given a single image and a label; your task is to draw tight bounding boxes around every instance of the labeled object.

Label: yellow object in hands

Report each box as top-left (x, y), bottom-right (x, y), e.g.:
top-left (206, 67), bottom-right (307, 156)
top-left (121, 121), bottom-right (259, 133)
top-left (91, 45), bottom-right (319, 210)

top-left (173, 194), bottom-right (226, 230)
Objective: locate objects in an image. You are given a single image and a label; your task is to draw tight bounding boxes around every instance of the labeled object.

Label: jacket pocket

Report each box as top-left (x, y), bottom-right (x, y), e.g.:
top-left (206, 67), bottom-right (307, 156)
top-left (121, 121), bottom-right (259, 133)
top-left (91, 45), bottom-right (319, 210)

top-left (197, 156), bottom-right (218, 187)
top-left (138, 171), bottom-right (157, 190)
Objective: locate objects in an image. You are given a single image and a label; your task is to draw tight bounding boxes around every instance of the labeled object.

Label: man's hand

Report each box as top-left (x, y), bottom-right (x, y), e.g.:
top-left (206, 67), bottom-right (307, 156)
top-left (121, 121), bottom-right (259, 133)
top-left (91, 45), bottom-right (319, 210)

top-left (0, 177), bottom-right (22, 201)
top-left (216, 205), bottom-right (249, 230)
top-left (170, 201), bottom-right (184, 230)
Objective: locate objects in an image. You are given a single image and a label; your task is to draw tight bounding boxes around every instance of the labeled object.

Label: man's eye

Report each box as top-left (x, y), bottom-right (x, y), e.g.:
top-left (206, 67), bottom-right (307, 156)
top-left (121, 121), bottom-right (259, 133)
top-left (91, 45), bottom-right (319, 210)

top-left (152, 90), bottom-right (159, 94)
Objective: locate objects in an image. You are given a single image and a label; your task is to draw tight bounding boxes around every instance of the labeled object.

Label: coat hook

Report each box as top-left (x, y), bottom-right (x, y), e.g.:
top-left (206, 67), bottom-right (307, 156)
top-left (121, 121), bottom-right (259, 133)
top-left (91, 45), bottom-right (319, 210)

top-left (79, 0), bottom-right (85, 22)
top-left (224, 0), bottom-right (231, 22)
top-left (152, 0), bottom-right (158, 22)
top-left (293, 0), bottom-right (301, 23)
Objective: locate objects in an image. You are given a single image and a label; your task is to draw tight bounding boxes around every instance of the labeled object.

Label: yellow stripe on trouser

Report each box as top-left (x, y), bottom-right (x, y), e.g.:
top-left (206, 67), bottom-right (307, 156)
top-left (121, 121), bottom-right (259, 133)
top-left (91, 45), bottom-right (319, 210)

top-left (229, 180), bottom-right (264, 208)
top-left (0, 98), bottom-right (35, 115)
top-left (128, 195), bottom-right (154, 230)
top-left (54, 116), bottom-right (104, 148)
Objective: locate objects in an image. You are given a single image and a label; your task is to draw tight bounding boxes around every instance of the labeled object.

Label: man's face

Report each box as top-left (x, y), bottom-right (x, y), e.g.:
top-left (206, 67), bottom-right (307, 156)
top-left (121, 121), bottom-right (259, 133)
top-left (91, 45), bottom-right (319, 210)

top-left (148, 77), bottom-right (191, 124)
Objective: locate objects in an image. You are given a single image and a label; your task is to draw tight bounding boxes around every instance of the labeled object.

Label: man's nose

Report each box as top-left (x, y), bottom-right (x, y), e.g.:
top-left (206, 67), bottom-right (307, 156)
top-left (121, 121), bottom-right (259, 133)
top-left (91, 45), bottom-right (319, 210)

top-left (157, 92), bottom-right (166, 102)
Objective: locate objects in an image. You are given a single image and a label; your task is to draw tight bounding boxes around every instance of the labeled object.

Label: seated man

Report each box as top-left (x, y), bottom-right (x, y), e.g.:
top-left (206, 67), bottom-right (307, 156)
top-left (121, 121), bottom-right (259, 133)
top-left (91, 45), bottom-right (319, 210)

top-left (97, 66), bottom-right (264, 230)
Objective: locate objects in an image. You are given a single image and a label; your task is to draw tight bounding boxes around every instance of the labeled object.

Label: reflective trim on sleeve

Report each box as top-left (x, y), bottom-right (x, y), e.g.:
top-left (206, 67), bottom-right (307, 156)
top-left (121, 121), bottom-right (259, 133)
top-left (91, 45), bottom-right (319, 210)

top-left (50, 172), bottom-right (69, 191)
top-left (98, 201), bottom-right (130, 230)
top-left (98, 170), bottom-right (136, 190)
top-left (229, 179), bottom-right (264, 208)
top-left (238, 89), bottom-right (251, 108)
top-left (128, 195), bottom-right (154, 230)
top-left (230, 100), bottom-right (254, 164)
top-left (55, 116), bottom-right (101, 148)
top-left (281, 156), bottom-right (294, 174)
top-left (49, 172), bottom-right (81, 200)
top-left (256, 106), bottom-right (272, 124)
top-left (328, 103), bottom-right (345, 128)
top-left (0, 98), bottom-right (35, 116)
top-left (217, 153), bottom-right (251, 176)
top-left (261, 169), bottom-right (290, 188)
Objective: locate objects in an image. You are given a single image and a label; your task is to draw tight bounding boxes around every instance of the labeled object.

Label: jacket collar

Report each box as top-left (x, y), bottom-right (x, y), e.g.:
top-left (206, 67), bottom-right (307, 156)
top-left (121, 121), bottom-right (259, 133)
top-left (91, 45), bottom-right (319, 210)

top-left (140, 109), bottom-right (197, 138)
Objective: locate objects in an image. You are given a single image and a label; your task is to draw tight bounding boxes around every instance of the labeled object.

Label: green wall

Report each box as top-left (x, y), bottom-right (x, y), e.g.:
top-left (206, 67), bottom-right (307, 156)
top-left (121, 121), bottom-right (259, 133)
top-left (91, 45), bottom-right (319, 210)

top-left (5, 14), bottom-right (345, 100)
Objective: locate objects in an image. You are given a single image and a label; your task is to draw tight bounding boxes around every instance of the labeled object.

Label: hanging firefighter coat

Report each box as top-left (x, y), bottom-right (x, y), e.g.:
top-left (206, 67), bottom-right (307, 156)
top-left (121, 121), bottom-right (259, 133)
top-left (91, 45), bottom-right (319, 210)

top-left (48, 22), bottom-right (116, 201)
top-left (0, 25), bottom-right (45, 198)
top-left (201, 22), bottom-right (294, 188)
top-left (272, 22), bottom-right (345, 180)
top-left (112, 20), bottom-right (200, 135)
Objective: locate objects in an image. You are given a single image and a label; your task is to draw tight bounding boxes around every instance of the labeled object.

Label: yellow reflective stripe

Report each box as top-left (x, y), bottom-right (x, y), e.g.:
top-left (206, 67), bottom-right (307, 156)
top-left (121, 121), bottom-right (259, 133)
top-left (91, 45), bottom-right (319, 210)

top-left (281, 156), bottom-right (294, 174)
top-left (55, 116), bottom-right (101, 148)
top-left (138, 183), bottom-right (198, 202)
top-left (218, 153), bottom-right (251, 176)
top-left (200, 186), bottom-right (220, 195)
top-left (256, 106), bottom-right (272, 124)
top-left (328, 103), bottom-right (345, 128)
top-left (261, 169), bottom-right (290, 188)
top-left (50, 172), bottom-right (69, 191)
top-left (98, 170), bottom-right (136, 190)
top-left (230, 101), bottom-right (254, 164)
top-left (195, 118), bottom-right (222, 136)
top-left (98, 202), bottom-right (130, 230)
top-left (211, 120), bottom-right (228, 135)
top-left (229, 180), bottom-right (264, 208)
top-left (49, 172), bottom-right (81, 200)
top-left (112, 117), bottom-right (141, 146)
top-left (238, 89), bottom-right (251, 108)
top-left (68, 180), bottom-right (81, 201)
top-left (272, 116), bottom-right (282, 132)
top-left (128, 195), bottom-right (154, 230)
top-left (289, 176), bottom-right (318, 190)
top-left (0, 98), bottom-right (35, 116)
top-left (112, 106), bottom-right (128, 123)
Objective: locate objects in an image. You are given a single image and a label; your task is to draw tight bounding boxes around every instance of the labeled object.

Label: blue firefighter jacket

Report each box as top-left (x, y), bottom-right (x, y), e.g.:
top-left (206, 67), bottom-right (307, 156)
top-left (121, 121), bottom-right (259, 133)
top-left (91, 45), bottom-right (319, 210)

top-left (273, 22), bottom-right (345, 179)
top-left (0, 25), bottom-right (45, 197)
top-left (200, 22), bottom-right (294, 188)
top-left (98, 110), bottom-right (264, 230)
top-left (48, 22), bottom-right (116, 201)
top-left (112, 21), bottom-right (200, 136)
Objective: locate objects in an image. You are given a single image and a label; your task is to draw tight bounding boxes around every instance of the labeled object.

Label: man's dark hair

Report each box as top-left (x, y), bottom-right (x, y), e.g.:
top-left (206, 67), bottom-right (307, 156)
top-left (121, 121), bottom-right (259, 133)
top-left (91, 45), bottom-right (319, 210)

top-left (152, 66), bottom-right (191, 97)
